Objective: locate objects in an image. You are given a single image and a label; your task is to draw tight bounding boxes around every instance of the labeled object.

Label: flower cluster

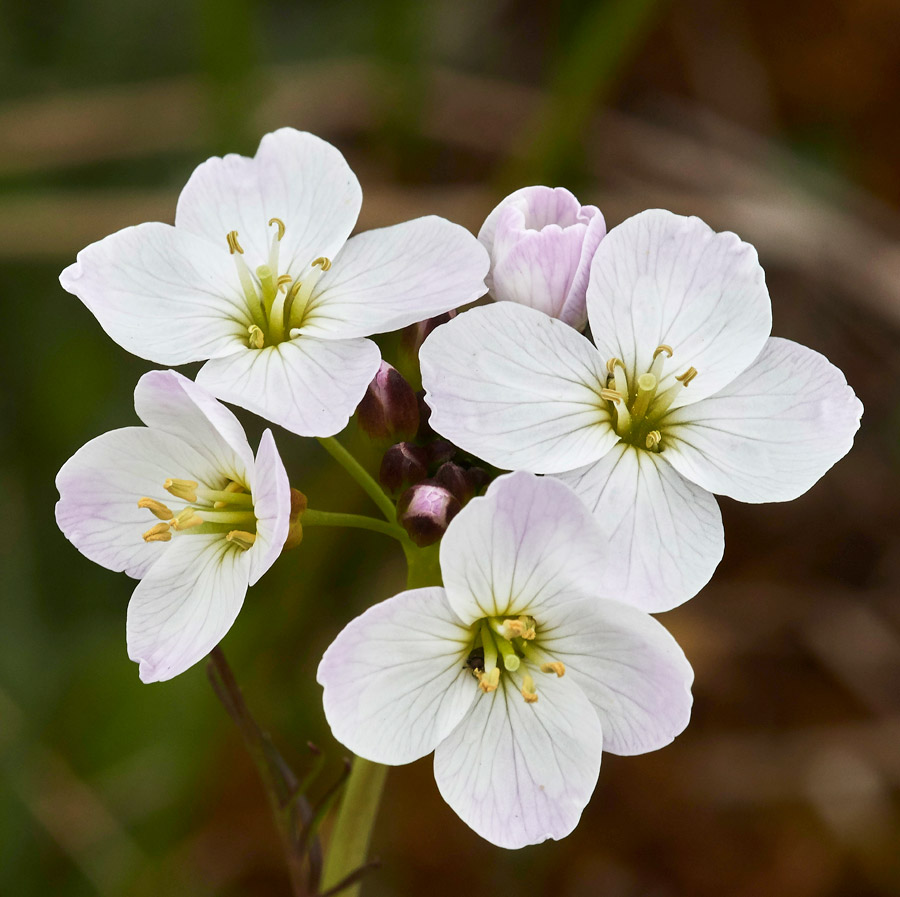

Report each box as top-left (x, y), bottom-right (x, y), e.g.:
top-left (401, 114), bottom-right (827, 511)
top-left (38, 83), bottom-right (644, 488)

top-left (55, 133), bottom-right (862, 853)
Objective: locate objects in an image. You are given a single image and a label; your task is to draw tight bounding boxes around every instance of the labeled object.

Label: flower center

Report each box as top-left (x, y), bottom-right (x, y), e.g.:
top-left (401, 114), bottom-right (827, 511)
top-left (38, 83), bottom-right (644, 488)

top-left (600, 345), bottom-right (698, 452)
top-left (464, 615), bottom-right (565, 704)
top-left (138, 478), bottom-right (257, 550)
top-left (227, 219), bottom-right (332, 350)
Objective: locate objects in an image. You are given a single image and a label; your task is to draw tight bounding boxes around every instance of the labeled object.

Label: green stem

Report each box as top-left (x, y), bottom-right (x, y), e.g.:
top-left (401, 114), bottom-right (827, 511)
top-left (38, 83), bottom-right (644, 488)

top-left (320, 544), bottom-right (442, 896)
top-left (302, 509), bottom-right (407, 542)
top-left (317, 436), bottom-right (397, 522)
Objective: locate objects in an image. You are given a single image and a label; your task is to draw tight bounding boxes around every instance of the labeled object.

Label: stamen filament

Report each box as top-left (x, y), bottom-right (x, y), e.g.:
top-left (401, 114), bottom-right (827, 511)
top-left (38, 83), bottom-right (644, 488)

top-left (192, 509), bottom-right (257, 524)
top-left (480, 621), bottom-right (498, 674)
top-left (268, 218), bottom-right (284, 273)
top-left (196, 487), bottom-right (253, 506)
top-left (613, 363), bottom-right (629, 400)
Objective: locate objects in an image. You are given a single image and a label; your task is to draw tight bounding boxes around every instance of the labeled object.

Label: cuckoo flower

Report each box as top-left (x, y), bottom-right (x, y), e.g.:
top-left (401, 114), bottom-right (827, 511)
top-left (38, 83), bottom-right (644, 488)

top-left (317, 472), bottom-right (693, 848)
top-left (421, 209), bottom-right (863, 611)
top-left (60, 128), bottom-right (489, 436)
top-left (479, 186), bottom-right (606, 330)
top-left (55, 370), bottom-right (290, 682)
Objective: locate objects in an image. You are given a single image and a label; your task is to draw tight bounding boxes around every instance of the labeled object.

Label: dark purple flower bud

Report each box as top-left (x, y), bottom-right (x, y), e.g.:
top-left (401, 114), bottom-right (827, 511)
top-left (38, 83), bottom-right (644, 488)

top-left (426, 438), bottom-right (456, 468)
top-left (380, 442), bottom-right (429, 495)
top-left (403, 309), bottom-right (458, 357)
top-left (434, 462), bottom-right (473, 504)
top-left (357, 361), bottom-right (419, 441)
top-left (466, 466), bottom-right (490, 496)
top-left (397, 480), bottom-right (461, 547)
top-left (416, 391), bottom-right (434, 441)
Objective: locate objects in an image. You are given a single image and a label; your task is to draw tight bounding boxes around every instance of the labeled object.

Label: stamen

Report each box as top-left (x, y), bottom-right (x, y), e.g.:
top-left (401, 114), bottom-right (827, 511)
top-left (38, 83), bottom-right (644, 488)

top-left (276, 274), bottom-right (293, 292)
top-left (646, 430), bottom-right (662, 450)
top-left (653, 344), bottom-right (673, 358)
top-left (540, 661), bottom-right (566, 677)
top-left (520, 673), bottom-right (538, 704)
top-left (165, 478), bottom-right (198, 502)
top-left (477, 667), bottom-right (500, 694)
top-left (226, 530), bottom-right (257, 551)
top-left (606, 357), bottom-right (624, 374)
top-left (480, 621), bottom-right (498, 674)
top-left (137, 497), bottom-right (173, 520)
top-left (171, 508), bottom-right (204, 531)
top-left (247, 324), bottom-right (264, 349)
top-left (600, 388), bottom-right (623, 404)
top-left (312, 256), bottom-right (332, 271)
top-left (675, 366), bottom-right (698, 386)
top-left (142, 522), bottom-right (172, 543)
top-left (226, 230), bottom-right (244, 254)
top-left (517, 615), bottom-right (536, 640)
top-left (268, 218), bottom-right (286, 241)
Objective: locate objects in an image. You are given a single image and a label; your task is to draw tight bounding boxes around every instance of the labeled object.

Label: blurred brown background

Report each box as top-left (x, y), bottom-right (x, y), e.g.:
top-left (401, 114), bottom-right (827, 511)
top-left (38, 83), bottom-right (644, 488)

top-left (2, 0), bottom-right (899, 895)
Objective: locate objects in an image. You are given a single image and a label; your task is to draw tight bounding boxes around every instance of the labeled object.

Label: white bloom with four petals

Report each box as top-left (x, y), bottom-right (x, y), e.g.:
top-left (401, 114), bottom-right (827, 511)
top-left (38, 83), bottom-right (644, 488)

top-left (420, 209), bottom-right (863, 612)
top-left (60, 128), bottom-right (489, 437)
top-left (317, 472), bottom-right (693, 848)
top-left (56, 370), bottom-right (290, 682)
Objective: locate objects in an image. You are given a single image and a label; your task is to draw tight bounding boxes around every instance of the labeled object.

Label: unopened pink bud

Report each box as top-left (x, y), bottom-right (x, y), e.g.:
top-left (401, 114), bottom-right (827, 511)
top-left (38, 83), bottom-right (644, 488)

top-left (478, 186), bottom-right (606, 331)
top-left (426, 438), bottom-right (456, 467)
top-left (403, 309), bottom-right (458, 357)
top-left (357, 361), bottom-right (419, 441)
top-left (397, 480), bottom-right (461, 547)
top-left (380, 442), bottom-right (429, 495)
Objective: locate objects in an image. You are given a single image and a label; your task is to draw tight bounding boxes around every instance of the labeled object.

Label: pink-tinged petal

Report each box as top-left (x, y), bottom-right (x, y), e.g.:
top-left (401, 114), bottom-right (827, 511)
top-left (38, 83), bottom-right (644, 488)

top-left (196, 337), bottom-right (382, 438)
top-left (55, 427), bottom-right (223, 578)
top-left (59, 222), bottom-right (249, 365)
top-left (246, 429), bottom-right (291, 585)
top-left (557, 444), bottom-right (723, 612)
top-left (433, 671), bottom-right (602, 849)
top-left (588, 210), bottom-right (772, 407)
top-left (317, 588), bottom-right (476, 765)
top-left (479, 186), bottom-right (605, 330)
top-left (440, 471), bottom-right (612, 626)
top-left (134, 370), bottom-right (254, 483)
top-left (661, 337), bottom-right (863, 503)
top-left (538, 597), bottom-right (693, 756)
top-left (127, 534), bottom-right (251, 683)
top-left (175, 128), bottom-right (361, 275)
top-left (299, 217), bottom-right (489, 340)
top-left (421, 303), bottom-right (618, 473)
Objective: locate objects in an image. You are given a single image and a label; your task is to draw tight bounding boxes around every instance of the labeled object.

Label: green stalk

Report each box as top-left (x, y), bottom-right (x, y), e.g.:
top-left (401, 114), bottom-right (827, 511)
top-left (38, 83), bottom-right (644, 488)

top-left (316, 436), bottom-right (397, 522)
top-left (302, 509), bottom-right (407, 542)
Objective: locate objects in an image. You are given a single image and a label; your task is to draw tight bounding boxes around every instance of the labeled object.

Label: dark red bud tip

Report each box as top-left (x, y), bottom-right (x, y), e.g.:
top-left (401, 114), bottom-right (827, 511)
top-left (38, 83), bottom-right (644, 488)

top-left (380, 442), bottom-right (429, 495)
top-left (397, 480), bottom-right (461, 547)
top-left (427, 438), bottom-right (456, 467)
top-left (283, 488), bottom-right (308, 551)
top-left (434, 462), bottom-right (473, 504)
top-left (403, 309), bottom-right (459, 356)
top-left (357, 361), bottom-right (419, 441)
top-left (466, 466), bottom-right (490, 495)
top-left (416, 392), bottom-right (434, 441)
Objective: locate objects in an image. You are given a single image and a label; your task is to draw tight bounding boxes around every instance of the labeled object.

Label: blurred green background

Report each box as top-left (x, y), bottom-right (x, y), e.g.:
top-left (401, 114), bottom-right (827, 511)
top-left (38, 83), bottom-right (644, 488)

top-left (2, 1), bottom-right (900, 895)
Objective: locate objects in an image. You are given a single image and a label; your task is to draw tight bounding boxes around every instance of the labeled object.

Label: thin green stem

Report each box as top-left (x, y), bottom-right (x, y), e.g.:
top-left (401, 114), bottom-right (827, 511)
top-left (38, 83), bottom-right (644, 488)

top-left (302, 509), bottom-right (407, 542)
top-left (316, 436), bottom-right (396, 522)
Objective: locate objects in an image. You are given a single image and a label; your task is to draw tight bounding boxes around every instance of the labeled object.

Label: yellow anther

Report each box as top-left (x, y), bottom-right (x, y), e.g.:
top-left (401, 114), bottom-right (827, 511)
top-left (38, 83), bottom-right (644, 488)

top-left (646, 430), bottom-right (662, 450)
top-left (600, 388), bottom-right (623, 404)
top-left (606, 356), bottom-right (624, 374)
top-left (247, 324), bottom-right (264, 349)
top-left (477, 667), bottom-right (500, 694)
top-left (312, 256), bottom-right (332, 271)
top-left (520, 673), bottom-right (538, 704)
top-left (502, 619), bottom-right (525, 639)
top-left (268, 217), bottom-right (286, 240)
top-left (653, 344), bottom-right (673, 358)
top-left (142, 522), bottom-right (172, 543)
top-left (137, 497), bottom-right (174, 520)
top-left (226, 230), bottom-right (244, 255)
top-left (164, 478), bottom-right (198, 502)
top-left (520, 625), bottom-right (536, 640)
top-left (540, 661), bottom-right (566, 677)
top-left (675, 366), bottom-right (698, 386)
top-left (226, 530), bottom-right (257, 551)
top-left (276, 274), bottom-right (293, 292)
top-left (171, 508), bottom-right (203, 531)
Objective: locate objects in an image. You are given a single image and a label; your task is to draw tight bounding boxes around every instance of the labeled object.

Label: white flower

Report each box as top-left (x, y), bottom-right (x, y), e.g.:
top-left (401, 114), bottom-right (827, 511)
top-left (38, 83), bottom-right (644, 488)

top-left (317, 472), bottom-right (693, 848)
top-left (479, 185), bottom-right (606, 329)
top-left (55, 370), bottom-right (290, 682)
top-left (59, 128), bottom-right (489, 437)
top-left (420, 209), bottom-right (863, 611)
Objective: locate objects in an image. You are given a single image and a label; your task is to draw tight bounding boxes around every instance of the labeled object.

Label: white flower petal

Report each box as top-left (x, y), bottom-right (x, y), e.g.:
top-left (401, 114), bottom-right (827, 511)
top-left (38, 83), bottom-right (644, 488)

top-left (317, 588), bottom-right (476, 765)
top-left (538, 597), bottom-right (693, 756)
top-left (421, 303), bottom-right (618, 472)
top-left (59, 222), bottom-right (248, 365)
top-left (433, 671), bottom-right (602, 848)
top-left (55, 427), bottom-right (222, 578)
top-left (126, 534), bottom-right (250, 683)
top-left (588, 210), bottom-right (772, 406)
top-left (557, 444), bottom-right (723, 612)
top-left (134, 370), bottom-right (254, 483)
top-left (175, 128), bottom-right (361, 274)
top-left (246, 429), bottom-right (291, 586)
top-left (196, 337), bottom-right (382, 437)
top-left (299, 216), bottom-right (489, 340)
top-left (440, 471), bottom-right (611, 625)
top-left (662, 337), bottom-right (863, 502)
